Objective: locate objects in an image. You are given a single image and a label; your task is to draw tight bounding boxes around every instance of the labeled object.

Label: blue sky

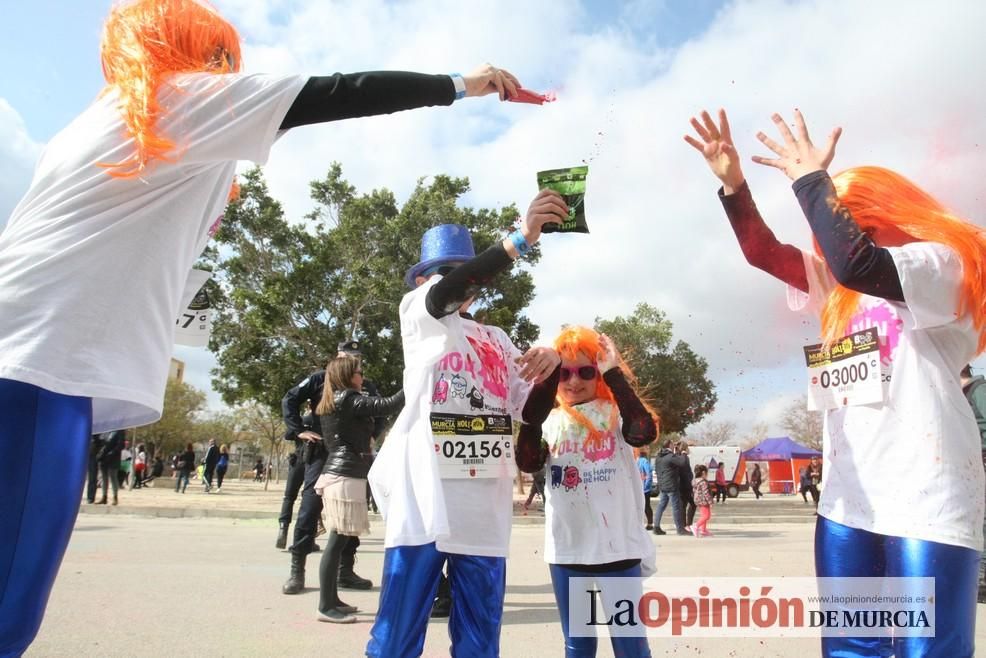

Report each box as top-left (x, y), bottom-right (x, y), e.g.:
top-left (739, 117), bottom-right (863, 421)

top-left (2, 0), bottom-right (984, 439)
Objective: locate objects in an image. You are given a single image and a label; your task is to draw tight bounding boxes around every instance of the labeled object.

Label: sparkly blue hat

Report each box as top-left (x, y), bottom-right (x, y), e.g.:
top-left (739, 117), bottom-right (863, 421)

top-left (404, 224), bottom-right (475, 287)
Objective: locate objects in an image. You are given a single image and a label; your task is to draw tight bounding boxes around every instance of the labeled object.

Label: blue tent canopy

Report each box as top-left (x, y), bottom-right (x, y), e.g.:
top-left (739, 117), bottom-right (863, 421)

top-left (741, 436), bottom-right (821, 461)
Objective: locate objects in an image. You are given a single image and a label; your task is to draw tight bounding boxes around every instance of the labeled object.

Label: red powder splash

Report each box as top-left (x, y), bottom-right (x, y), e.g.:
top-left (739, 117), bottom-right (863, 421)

top-left (508, 87), bottom-right (557, 105)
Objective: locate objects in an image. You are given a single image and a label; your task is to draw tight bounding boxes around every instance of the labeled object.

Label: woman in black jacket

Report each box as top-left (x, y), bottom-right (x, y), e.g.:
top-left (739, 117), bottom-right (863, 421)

top-left (314, 356), bottom-right (404, 623)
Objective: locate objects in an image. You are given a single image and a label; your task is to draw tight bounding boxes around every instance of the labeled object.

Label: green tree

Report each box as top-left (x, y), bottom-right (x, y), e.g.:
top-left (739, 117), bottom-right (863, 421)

top-left (207, 164), bottom-right (542, 409)
top-left (136, 379), bottom-right (207, 456)
top-left (594, 303), bottom-right (716, 434)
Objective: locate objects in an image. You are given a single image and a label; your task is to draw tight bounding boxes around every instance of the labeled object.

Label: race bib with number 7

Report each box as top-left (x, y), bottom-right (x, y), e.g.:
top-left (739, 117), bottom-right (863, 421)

top-left (803, 327), bottom-right (883, 411)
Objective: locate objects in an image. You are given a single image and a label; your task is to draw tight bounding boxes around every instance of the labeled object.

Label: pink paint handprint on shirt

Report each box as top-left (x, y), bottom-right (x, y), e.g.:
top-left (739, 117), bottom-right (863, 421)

top-left (466, 334), bottom-right (508, 400)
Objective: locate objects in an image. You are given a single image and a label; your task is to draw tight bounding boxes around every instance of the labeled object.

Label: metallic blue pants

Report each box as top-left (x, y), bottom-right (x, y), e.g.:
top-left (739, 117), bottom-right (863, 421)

top-left (815, 515), bottom-right (979, 658)
top-left (0, 379), bottom-right (91, 657)
top-left (366, 543), bottom-right (506, 658)
top-left (549, 563), bottom-right (652, 658)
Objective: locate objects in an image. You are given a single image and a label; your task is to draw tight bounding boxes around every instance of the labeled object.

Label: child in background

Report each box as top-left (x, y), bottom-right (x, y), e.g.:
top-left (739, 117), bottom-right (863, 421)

top-left (692, 465), bottom-right (713, 537)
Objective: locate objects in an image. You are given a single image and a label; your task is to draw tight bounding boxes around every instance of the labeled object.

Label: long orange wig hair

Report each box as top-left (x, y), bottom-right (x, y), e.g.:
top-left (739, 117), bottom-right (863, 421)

top-left (817, 166), bottom-right (986, 353)
top-left (99, 0), bottom-right (242, 177)
top-left (553, 326), bottom-right (660, 444)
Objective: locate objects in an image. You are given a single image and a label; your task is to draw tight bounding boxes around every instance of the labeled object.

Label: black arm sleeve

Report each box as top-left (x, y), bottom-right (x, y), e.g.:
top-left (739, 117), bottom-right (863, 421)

top-left (515, 366), bottom-right (561, 473)
top-left (793, 171), bottom-right (904, 301)
top-left (349, 390), bottom-right (406, 418)
top-left (522, 365), bottom-right (561, 426)
top-left (281, 372), bottom-right (323, 440)
top-left (720, 182), bottom-right (809, 292)
top-left (516, 423), bottom-right (549, 474)
top-left (603, 369), bottom-right (657, 447)
top-left (280, 71), bottom-right (455, 130)
top-left (424, 243), bottom-right (515, 319)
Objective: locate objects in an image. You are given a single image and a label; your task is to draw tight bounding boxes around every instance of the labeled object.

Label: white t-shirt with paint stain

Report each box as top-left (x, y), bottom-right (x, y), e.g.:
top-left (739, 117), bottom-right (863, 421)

top-left (542, 399), bottom-right (656, 571)
top-left (790, 242), bottom-right (984, 550)
top-left (369, 277), bottom-right (531, 557)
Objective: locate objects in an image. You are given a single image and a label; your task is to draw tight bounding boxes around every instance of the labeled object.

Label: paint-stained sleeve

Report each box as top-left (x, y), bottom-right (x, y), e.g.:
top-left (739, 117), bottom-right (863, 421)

top-left (720, 181), bottom-right (809, 292)
top-left (516, 418), bottom-right (549, 473)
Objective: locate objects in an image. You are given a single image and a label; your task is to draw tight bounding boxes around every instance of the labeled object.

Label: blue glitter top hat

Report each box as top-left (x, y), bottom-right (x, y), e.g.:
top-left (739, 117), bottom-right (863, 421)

top-left (405, 224), bottom-right (475, 287)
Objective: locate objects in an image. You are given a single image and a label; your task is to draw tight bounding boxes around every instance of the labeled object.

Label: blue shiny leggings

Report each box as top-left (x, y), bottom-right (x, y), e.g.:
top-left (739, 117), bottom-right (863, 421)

top-left (815, 515), bottom-right (979, 658)
top-left (366, 543), bottom-right (506, 658)
top-left (549, 563), bottom-right (652, 658)
top-left (0, 379), bottom-right (91, 657)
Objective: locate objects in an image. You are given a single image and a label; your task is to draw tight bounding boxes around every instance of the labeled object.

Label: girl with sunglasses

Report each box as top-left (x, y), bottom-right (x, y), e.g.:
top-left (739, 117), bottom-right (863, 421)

top-left (517, 326), bottom-right (658, 658)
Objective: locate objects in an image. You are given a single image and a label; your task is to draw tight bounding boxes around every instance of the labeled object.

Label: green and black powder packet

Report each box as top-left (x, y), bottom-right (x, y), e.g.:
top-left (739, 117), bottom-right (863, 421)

top-left (536, 166), bottom-right (589, 233)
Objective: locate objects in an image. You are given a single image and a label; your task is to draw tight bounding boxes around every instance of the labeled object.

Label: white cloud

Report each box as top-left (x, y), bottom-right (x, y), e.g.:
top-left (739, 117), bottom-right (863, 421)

top-left (7, 0), bottom-right (986, 421)
top-left (215, 0), bottom-right (986, 426)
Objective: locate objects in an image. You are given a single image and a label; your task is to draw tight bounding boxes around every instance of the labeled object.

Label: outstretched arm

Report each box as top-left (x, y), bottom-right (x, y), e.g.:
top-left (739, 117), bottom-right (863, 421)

top-left (685, 109), bottom-right (808, 291)
top-left (281, 64), bottom-right (521, 130)
top-left (424, 189), bottom-right (568, 318)
top-left (752, 111), bottom-right (903, 301)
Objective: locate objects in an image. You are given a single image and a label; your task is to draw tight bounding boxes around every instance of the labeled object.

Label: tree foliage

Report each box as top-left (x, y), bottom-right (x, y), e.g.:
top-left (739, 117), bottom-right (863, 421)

top-left (594, 303), bottom-right (717, 434)
top-left (205, 165), bottom-right (542, 410)
top-left (135, 379), bottom-right (207, 456)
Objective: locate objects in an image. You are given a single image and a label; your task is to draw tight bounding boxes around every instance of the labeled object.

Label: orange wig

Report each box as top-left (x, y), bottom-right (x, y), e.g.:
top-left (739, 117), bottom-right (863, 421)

top-left (99, 0), bottom-right (242, 177)
top-left (553, 326), bottom-right (660, 444)
top-left (816, 167), bottom-right (986, 352)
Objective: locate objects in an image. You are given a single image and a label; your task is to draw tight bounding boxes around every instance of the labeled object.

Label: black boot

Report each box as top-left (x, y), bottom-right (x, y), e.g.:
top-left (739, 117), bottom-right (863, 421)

top-left (275, 524), bottom-right (288, 550)
top-left (338, 564), bottom-right (372, 590)
top-left (282, 553), bottom-right (306, 595)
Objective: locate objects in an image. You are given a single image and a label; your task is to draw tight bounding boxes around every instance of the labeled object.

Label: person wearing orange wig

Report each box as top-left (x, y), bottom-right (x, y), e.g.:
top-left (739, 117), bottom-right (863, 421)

top-left (0, 0), bottom-right (529, 653)
top-left (516, 327), bottom-right (658, 657)
top-left (686, 108), bottom-right (986, 657)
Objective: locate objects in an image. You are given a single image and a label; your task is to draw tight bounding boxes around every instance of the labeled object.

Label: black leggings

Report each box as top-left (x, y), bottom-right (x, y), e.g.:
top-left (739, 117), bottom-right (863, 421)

top-left (318, 531), bottom-right (355, 613)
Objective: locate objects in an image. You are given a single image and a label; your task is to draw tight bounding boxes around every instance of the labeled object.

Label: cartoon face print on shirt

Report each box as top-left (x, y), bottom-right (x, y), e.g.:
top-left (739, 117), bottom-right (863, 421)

top-left (468, 386), bottom-right (485, 409)
top-left (849, 300), bottom-right (904, 371)
top-left (451, 374), bottom-right (467, 398)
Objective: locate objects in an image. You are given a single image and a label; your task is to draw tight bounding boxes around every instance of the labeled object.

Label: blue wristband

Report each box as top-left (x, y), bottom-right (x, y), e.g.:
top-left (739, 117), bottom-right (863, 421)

top-left (449, 73), bottom-right (466, 101)
top-left (509, 230), bottom-right (531, 257)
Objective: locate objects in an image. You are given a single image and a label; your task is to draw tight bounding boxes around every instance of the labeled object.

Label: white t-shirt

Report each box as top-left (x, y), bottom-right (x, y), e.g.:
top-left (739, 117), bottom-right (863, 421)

top-left (368, 277), bottom-right (531, 557)
top-left (542, 399), bottom-right (656, 572)
top-left (789, 242), bottom-right (985, 550)
top-left (0, 72), bottom-right (306, 432)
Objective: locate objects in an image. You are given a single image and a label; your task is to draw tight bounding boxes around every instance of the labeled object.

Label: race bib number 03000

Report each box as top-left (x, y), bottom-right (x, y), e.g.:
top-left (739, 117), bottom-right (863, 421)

top-left (803, 327), bottom-right (883, 411)
top-left (430, 412), bottom-right (514, 479)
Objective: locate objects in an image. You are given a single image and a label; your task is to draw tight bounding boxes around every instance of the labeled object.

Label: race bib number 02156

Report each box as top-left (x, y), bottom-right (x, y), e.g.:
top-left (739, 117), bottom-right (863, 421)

top-left (803, 327), bottom-right (883, 411)
top-left (430, 412), bottom-right (514, 479)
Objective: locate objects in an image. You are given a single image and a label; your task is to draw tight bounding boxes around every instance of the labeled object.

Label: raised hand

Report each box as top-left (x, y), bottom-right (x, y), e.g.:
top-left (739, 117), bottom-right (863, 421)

top-left (463, 64), bottom-right (521, 101)
top-left (751, 109), bottom-right (842, 181)
top-left (596, 334), bottom-right (620, 374)
top-left (521, 189), bottom-right (569, 244)
top-left (684, 109), bottom-right (745, 193)
top-left (516, 346), bottom-right (561, 383)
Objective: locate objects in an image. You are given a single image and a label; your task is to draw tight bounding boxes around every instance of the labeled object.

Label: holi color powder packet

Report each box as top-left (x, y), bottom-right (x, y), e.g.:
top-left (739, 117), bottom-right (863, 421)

top-left (508, 88), bottom-right (557, 105)
top-left (537, 166), bottom-right (589, 233)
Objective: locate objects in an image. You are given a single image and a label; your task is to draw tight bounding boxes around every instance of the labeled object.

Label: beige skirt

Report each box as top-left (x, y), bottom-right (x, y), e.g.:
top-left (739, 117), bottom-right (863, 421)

top-left (314, 473), bottom-right (370, 536)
